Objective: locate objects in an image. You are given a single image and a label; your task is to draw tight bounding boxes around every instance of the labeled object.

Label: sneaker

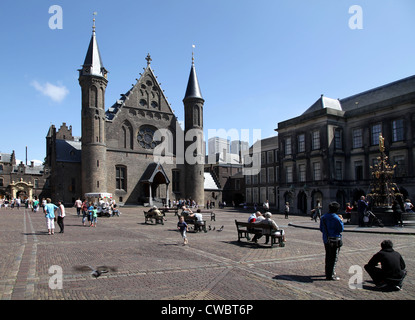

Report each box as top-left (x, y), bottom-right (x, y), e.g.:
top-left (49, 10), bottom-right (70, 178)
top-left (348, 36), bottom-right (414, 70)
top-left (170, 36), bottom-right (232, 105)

top-left (327, 276), bottom-right (340, 281)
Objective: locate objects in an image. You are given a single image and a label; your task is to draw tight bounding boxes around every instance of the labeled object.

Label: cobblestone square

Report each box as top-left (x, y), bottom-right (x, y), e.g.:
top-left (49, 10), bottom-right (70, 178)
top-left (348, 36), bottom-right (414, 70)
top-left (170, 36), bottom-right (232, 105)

top-left (1, 206), bottom-right (414, 302)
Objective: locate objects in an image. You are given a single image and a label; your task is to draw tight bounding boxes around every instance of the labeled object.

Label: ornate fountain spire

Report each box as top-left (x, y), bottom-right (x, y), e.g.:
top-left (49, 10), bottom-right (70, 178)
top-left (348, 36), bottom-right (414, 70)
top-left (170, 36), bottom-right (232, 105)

top-left (368, 134), bottom-right (401, 207)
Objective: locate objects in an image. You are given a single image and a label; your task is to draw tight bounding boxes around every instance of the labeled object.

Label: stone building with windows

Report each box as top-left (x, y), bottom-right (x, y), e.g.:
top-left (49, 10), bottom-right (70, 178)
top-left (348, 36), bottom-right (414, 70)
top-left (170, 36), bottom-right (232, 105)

top-left (244, 75), bottom-right (415, 214)
top-left (46, 22), bottom-right (205, 206)
top-left (244, 136), bottom-right (279, 209)
top-left (0, 151), bottom-right (50, 202)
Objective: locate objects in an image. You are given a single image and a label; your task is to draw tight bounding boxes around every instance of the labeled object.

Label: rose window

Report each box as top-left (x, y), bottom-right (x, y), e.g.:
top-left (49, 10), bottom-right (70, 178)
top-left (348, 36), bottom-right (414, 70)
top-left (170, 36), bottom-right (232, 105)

top-left (137, 127), bottom-right (159, 149)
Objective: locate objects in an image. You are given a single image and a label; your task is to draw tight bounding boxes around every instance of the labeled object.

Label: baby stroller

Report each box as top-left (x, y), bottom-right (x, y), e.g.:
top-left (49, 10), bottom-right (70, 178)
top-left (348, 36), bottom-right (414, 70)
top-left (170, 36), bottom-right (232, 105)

top-left (365, 210), bottom-right (384, 228)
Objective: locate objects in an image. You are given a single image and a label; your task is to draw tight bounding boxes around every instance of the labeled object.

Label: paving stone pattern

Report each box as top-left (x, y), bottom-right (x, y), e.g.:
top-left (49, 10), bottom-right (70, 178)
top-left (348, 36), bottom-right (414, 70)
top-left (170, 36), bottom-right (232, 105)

top-left (0, 206), bottom-right (414, 300)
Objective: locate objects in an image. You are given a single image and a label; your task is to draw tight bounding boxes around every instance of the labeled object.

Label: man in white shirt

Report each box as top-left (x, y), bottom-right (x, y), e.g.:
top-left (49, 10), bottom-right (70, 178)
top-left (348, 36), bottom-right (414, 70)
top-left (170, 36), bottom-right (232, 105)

top-left (74, 198), bottom-right (82, 217)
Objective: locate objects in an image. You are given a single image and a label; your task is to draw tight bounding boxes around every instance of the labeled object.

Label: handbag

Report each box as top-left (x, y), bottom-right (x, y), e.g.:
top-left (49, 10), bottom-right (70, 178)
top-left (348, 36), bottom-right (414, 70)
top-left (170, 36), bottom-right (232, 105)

top-left (322, 217), bottom-right (343, 248)
top-left (327, 236), bottom-right (343, 248)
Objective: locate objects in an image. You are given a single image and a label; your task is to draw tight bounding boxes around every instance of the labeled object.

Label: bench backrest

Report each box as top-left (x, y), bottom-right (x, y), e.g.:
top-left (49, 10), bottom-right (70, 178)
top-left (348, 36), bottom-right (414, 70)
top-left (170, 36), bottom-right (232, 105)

top-left (235, 220), bottom-right (273, 230)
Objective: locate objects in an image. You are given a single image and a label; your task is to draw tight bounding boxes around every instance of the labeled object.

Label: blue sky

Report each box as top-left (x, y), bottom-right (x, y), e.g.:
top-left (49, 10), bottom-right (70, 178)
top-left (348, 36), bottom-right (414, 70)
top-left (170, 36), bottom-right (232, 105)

top-left (1, 0), bottom-right (415, 163)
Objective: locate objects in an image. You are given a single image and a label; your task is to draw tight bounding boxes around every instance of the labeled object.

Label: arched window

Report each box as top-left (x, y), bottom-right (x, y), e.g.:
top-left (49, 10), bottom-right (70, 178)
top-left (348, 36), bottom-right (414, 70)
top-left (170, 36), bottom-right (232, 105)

top-left (90, 86), bottom-right (98, 108)
top-left (100, 87), bottom-right (105, 110)
top-left (122, 121), bottom-right (133, 149)
top-left (115, 166), bottom-right (127, 191)
top-left (193, 106), bottom-right (200, 127)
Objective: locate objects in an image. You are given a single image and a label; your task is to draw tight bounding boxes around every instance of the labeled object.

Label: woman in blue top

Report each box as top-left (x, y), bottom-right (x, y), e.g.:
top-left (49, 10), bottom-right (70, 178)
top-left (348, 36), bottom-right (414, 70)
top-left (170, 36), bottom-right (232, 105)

top-left (44, 198), bottom-right (58, 235)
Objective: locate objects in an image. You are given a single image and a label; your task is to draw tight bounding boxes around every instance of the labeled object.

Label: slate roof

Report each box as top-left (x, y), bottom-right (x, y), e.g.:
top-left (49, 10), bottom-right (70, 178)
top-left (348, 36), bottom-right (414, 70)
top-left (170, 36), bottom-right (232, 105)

top-left (339, 74), bottom-right (415, 112)
top-left (302, 95), bottom-right (342, 115)
top-left (183, 63), bottom-right (203, 101)
top-left (79, 28), bottom-right (107, 78)
top-left (139, 162), bottom-right (170, 184)
top-left (55, 139), bottom-right (81, 163)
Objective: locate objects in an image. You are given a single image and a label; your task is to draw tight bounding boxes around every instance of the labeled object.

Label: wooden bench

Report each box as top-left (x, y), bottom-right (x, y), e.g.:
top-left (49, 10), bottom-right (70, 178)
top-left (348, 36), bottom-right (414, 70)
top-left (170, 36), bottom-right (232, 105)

top-left (160, 207), bottom-right (179, 216)
top-left (235, 220), bottom-right (285, 247)
top-left (177, 209), bottom-right (215, 221)
top-left (197, 210), bottom-right (216, 221)
top-left (179, 213), bottom-right (207, 232)
top-left (143, 210), bottom-right (165, 225)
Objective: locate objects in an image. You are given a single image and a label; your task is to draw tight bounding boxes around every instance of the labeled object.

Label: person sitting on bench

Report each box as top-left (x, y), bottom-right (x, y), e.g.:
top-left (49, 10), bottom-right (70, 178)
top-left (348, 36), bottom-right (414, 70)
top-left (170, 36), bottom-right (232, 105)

top-left (252, 212), bottom-right (281, 244)
top-left (148, 206), bottom-right (166, 221)
top-left (188, 209), bottom-right (204, 232)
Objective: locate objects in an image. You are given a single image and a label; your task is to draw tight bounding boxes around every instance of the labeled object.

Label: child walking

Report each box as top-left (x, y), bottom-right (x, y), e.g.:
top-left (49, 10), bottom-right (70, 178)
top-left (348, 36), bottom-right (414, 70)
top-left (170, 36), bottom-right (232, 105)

top-left (177, 216), bottom-right (188, 245)
top-left (91, 205), bottom-right (98, 227)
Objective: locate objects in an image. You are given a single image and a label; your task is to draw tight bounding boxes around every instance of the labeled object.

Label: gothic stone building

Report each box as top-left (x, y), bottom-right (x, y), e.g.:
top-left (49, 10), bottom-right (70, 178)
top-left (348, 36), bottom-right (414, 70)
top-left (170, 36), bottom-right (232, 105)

top-left (46, 26), bottom-right (205, 206)
top-left (244, 75), bottom-right (415, 214)
top-left (0, 151), bottom-right (50, 202)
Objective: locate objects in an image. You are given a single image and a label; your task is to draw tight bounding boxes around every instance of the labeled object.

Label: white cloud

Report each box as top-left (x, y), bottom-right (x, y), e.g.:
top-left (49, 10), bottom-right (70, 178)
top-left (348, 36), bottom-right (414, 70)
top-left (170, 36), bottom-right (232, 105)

top-left (31, 80), bottom-right (69, 103)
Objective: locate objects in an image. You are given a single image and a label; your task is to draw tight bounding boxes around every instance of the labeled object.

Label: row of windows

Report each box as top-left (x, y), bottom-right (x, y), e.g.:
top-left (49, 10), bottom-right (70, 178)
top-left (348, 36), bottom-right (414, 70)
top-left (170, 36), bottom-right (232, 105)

top-left (283, 119), bottom-right (405, 156)
top-left (245, 154), bottom-right (407, 186)
top-left (284, 130), bottom-right (323, 155)
top-left (245, 162), bottom-right (323, 185)
top-left (245, 187), bottom-right (276, 205)
top-left (244, 150), bottom-right (278, 167)
top-left (352, 119), bottom-right (404, 148)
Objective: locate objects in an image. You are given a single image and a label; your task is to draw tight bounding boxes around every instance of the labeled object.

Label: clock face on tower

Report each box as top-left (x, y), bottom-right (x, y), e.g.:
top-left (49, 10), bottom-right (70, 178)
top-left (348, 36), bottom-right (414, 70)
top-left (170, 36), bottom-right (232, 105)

top-left (137, 126), bottom-right (159, 149)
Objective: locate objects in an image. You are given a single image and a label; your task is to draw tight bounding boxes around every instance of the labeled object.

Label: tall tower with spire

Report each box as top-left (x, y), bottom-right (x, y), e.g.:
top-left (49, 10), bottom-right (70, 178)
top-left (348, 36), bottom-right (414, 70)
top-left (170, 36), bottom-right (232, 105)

top-left (183, 49), bottom-right (205, 206)
top-left (78, 14), bottom-right (108, 195)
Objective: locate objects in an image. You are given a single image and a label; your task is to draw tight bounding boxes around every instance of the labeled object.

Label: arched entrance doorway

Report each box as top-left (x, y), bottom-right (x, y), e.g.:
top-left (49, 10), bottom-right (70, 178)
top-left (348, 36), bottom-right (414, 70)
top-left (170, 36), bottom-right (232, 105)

top-left (311, 189), bottom-right (323, 210)
top-left (9, 179), bottom-right (33, 201)
top-left (283, 191), bottom-right (293, 213)
top-left (297, 191), bottom-right (307, 215)
top-left (139, 162), bottom-right (170, 206)
top-left (336, 190), bottom-right (346, 210)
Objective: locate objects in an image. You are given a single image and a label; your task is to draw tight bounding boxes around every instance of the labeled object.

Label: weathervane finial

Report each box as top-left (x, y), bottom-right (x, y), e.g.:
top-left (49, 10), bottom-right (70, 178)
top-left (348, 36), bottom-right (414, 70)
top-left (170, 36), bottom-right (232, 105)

top-left (146, 53), bottom-right (152, 66)
top-left (92, 12), bottom-right (97, 33)
top-left (192, 44), bottom-right (195, 65)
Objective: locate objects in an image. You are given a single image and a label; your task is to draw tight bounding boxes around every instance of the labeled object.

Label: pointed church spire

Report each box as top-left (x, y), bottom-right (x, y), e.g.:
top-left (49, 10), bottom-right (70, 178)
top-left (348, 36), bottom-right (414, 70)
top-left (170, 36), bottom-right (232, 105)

top-left (79, 12), bottom-right (107, 79)
top-left (183, 45), bottom-right (203, 101)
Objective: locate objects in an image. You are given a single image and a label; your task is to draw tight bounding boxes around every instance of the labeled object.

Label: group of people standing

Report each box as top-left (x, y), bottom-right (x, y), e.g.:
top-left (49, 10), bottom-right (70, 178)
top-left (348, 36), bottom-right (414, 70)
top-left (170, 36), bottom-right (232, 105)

top-left (0, 198), bottom-right (22, 209)
top-left (43, 198), bottom-right (66, 235)
top-left (42, 197), bottom-right (122, 234)
top-left (74, 198), bottom-right (120, 227)
top-left (356, 196), bottom-right (414, 227)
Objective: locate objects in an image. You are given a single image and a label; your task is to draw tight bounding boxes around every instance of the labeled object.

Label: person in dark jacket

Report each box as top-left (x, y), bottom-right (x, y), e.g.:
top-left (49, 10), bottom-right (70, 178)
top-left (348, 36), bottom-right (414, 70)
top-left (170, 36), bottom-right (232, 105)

top-left (320, 201), bottom-right (344, 281)
top-left (364, 240), bottom-right (407, 290)
top-left (357, 196), bottom-right (368, 227)
top-left (392, 200), bottom-right (403, 227)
